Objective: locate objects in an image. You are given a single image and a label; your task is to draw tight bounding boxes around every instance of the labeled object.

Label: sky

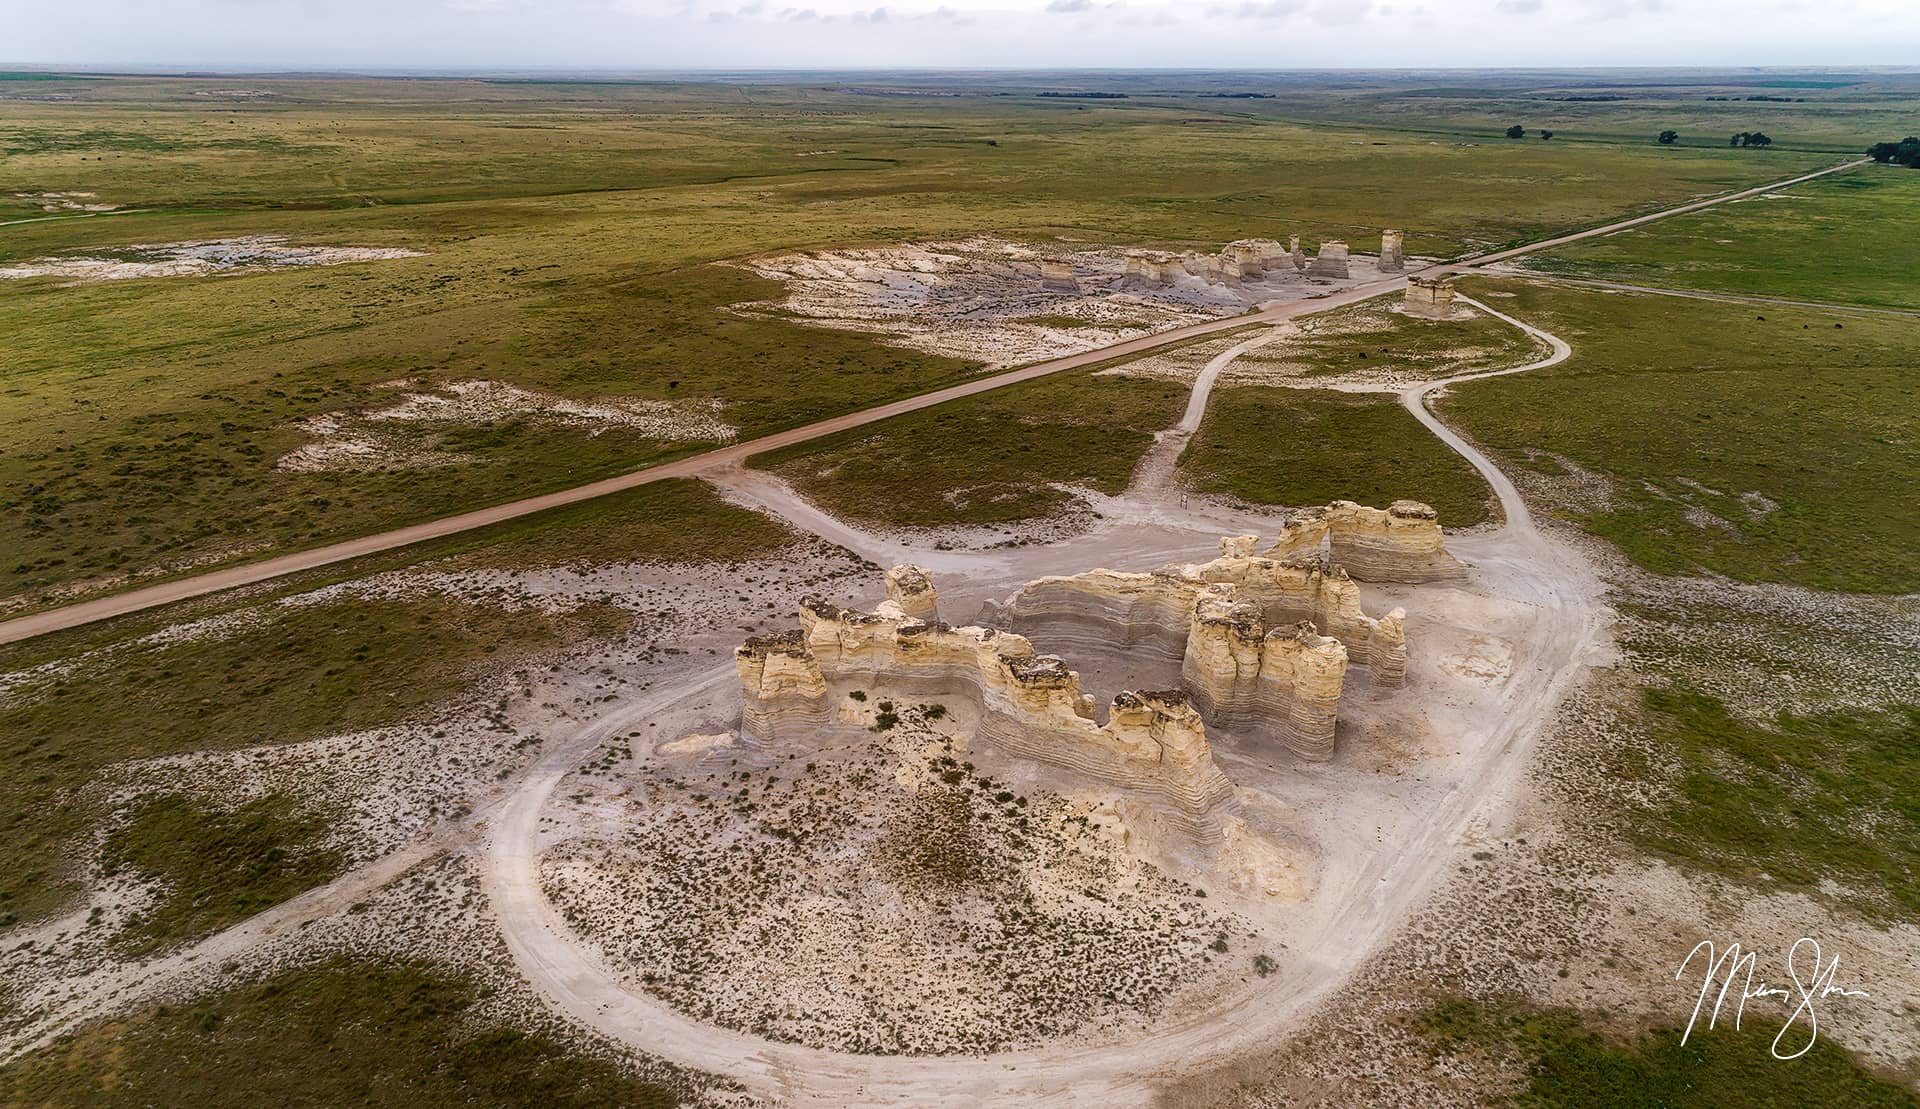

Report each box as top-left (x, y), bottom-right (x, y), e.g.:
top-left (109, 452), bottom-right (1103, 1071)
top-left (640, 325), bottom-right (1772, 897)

top-left (9, 0), bottom-right (1920, 71)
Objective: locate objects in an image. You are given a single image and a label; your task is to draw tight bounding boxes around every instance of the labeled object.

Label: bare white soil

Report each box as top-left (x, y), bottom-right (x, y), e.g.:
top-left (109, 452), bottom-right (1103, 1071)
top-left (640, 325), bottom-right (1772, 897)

top-left (12, 191), bottom-right (120, 213)
top-left (277, 378), bottom-right (738, 473)
top-left (739, 236), bottom-right (1398, 370)
top-left (543, 705), bottom-right (1256, 1056)
top-left (0, 234), bottom-right (424, 284)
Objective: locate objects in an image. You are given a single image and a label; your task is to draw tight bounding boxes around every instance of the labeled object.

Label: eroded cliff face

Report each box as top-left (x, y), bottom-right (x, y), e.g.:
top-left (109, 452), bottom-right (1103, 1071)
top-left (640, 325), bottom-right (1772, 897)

top-left (1198, 539), bottom-right (1408, 680)
top-left (1379, 229), bottom-right (1406, 273)
top-left (1007, 529), bottom-right (1409, 697)
top-left (999, 531), bottom-right (1415, 760)
top-left (1257, 501), bottom-right (1466, 585)
top-left (1307, 241), bottom-right (1350, 278)
top-left (1181, 600), bottom-right (1348, 761)
top-left (734, 586), bottom-right (1240, 844)
top-left (1326, 500), bottom-right (1468, 584)
top-left (883, 562), bottom-right (939, 622)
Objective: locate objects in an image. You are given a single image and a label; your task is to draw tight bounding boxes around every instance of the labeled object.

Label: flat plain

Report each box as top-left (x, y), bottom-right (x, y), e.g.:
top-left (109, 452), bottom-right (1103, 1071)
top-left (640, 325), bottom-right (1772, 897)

top-left (4, 68), bottom-right (1919, 1109)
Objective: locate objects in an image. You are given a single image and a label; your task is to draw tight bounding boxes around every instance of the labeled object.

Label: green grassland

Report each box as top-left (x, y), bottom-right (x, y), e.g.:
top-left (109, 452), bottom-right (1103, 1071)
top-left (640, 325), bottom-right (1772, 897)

top-left (753, 363), bottom-right (1191, 529)
top-left (1442, 278), bottom-right (1920, 593)
top-left (1512, 167), bottom-right (1920, 308)
top-left (1416, 995), bottom-right (1920, 1108)
top-left (1181, 387), bottom-right (1496, 525)
top-left (0, 957), bottom-right (684, 1107)
top-left (0, 595), bottom-right (625, 929)
top-left (1628, 689), bottom-right (1920, 920)
top-left (103, 793), bottom-right (342, 953)
top-left (0, 75), bottom-right (1852, 606)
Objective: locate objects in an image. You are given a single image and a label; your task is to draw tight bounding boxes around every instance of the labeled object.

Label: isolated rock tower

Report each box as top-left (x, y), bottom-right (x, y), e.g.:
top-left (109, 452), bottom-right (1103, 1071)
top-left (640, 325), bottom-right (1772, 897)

top-left (1306, 240), bottom-right (1350, 278)
top-left (1379, 229), bottom-right (1405, 272)
top-left (1404, 274), bottom-right (1457, 320)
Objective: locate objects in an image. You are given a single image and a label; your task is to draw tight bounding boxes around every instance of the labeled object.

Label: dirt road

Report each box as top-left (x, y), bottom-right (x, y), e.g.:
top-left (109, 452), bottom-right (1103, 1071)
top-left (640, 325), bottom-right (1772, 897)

top-left (0, 156), bottom-right (1865, 647)
top-left (1463, 270), bottom-right (1920, 318)
top-left (472, 295), bottom-right (1608, 1106)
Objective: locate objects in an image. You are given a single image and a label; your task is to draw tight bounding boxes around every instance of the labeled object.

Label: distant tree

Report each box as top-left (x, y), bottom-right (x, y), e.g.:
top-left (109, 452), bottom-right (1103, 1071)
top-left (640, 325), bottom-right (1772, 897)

top-left (1658, 129), bottom-right (1679, 145)
top-left (1540, 130), bottom-right (1555, 141)
top-left (1868, 137), bottom-right (1920, 165)
top-left (1505, 124), bottom-right (1526, 139)
top-left (1868, 141), bottom-right (1900, 162)
top-left (1746, 131), bottom-right (1774, 148)
top-left (1731, 132), bottom-right (1745, 146)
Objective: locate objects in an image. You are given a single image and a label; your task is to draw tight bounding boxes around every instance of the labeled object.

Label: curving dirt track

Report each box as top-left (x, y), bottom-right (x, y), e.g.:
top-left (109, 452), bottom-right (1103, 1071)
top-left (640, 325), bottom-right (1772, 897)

top-left (474, 293), bottom-right (1609, 1107)
top-left (3, 158), bottom-right (1872, 1095)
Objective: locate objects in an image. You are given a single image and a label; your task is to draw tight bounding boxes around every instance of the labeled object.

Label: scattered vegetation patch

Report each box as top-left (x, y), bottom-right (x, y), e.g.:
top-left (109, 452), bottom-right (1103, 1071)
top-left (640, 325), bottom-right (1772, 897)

top-left (543, 715), bottom-right (1241, 1054)
top-left (102, 792), bottom-right (343, 953)
top-left (0, 596), bottom-right (625, 927)
top-left (1444, 278), bottom-right (1920, 592)
top-left (1415, 995), bottom-right (1920, 1108)
top-left (436, 478), bottom-right (797, 571)
top-left (0, 957), bottom-right (684, 1107)
top-left (1225, 294), bottom-right (1549, 386)
top-left (1183, 387), bottom-right (1495, 525)
top-left (1628, 688), bottom-right (1920, 919)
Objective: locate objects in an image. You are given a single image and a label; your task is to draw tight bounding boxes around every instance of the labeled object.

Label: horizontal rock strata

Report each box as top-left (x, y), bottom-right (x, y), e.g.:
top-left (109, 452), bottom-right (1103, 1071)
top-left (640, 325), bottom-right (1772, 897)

top-left (1006, 531), bottom-right (1409, 697)
top-left (1307, 240), bottom-right (1350, 278)
top-left (1379, 229), bottom-right (1405, 272)
top-left (883, 562), bottom-right (939, 622)
top-left (735, 584), bottom-right (1239, 844)
top-left (1405, 273), bottom-right (1457, 320)
top-left (1326, 500), bottom-right (1467, 584)
top-left (1181, 599), bottom-right (1347, 761)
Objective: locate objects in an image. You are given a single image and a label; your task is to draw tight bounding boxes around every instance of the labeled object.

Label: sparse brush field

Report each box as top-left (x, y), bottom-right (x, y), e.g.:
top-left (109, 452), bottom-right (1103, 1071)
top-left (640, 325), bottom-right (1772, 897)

top-left (1626, 689), bottom-right (1920, 920)
top-left (0, 74), bottom-right (1849, 605)
top-left (1510, 167), bottom-right (1920, 308)
top-left (0, 956), bottom-right (685, 1108)
top-left (1443, 277), bottom-right (1920, 593)
top-left (0, 595), bottom-right (627, 928)
top-left (1182, 388), bottom-right (1496, 526)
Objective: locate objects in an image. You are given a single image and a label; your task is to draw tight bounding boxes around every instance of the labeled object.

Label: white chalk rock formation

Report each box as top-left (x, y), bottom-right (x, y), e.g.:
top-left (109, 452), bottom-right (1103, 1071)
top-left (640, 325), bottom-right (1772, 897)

top-left (1379, 229), bottom-right (1405, 273)
top-left (1195, 539), bottom-right (1408, 681)
top-left (1181, 601), bottom-right (1348, 761)
top-left (735, 577), bottom-right (1240, 844)
top-left (1288, 234), bottom-right (1306, 272)
top-left (1263, 506), bottom-right (1330, 562)
top-left (1405, 273), bottom-right (1457, 320)
top-left (1040, 260), bottom-right (1080, 293)
top-left (1122, 250), bottom-right (1188, 289)
top-left (1307, 241), bottom-right (1350, 278)
top-left (735, 629), bottom-right (833, 739)
top-left (1261, 501), bottom-right (1464, 585)
top-left (883, 562), bottom-right (939, 622)
top-left (1222, 239), bottom-right (1284, 283)
top-left (1326, 500), bottom-right (1468, 584)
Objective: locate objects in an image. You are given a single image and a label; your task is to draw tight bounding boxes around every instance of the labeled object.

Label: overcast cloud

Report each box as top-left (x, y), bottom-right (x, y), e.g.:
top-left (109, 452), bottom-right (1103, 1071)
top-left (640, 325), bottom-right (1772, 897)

top-left (9, 0), bottom-right (1919, 69)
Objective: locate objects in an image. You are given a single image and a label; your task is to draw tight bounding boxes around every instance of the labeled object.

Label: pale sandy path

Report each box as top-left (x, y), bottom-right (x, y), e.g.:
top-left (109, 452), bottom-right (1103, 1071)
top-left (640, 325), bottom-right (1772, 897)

top-left (472, 297), bottom-right (1608, 1106)
top-left (0, 155), bottom-right (1865, 647)
top-left (1127, 327), bottom-right (1291, 497)
top-left (0, 208), bottom-right (155, 229)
